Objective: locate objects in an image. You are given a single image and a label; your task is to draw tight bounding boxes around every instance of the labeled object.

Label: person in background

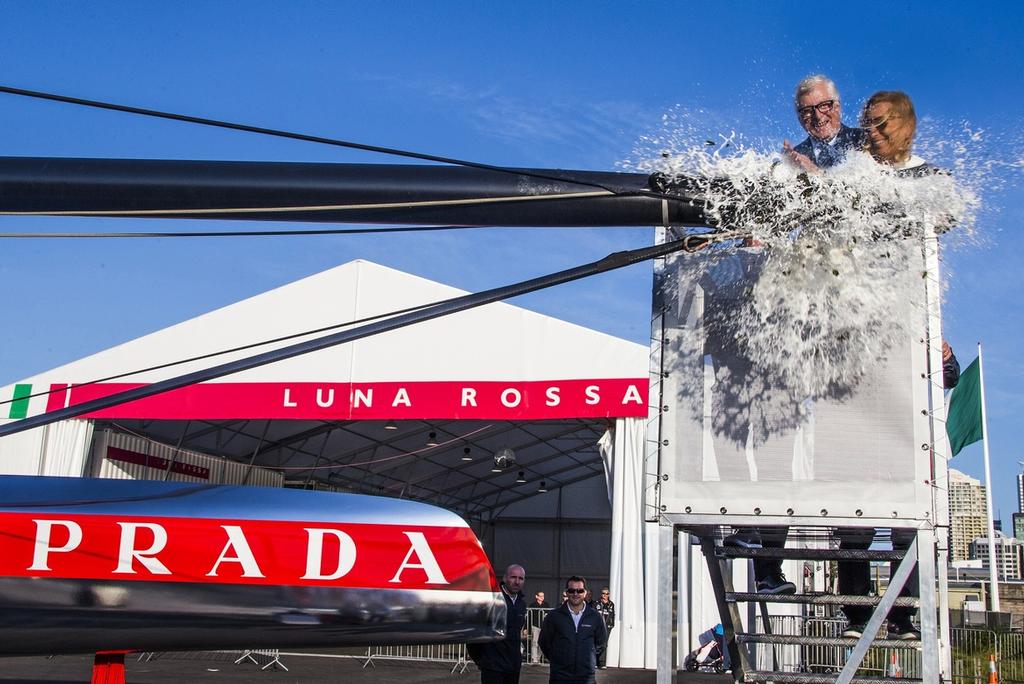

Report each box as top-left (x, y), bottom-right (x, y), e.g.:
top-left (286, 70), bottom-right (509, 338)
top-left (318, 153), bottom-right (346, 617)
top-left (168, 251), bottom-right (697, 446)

top-left (468, 564), bottom-right (528, 683)
top-left (594, 588), bottom-right (616, 669)
top-left (838, 91), bottom-right (961, 642)
top-left (540, 576), bottom-right (607, 684)
top-left (529, 591), bottom-right (550, 665)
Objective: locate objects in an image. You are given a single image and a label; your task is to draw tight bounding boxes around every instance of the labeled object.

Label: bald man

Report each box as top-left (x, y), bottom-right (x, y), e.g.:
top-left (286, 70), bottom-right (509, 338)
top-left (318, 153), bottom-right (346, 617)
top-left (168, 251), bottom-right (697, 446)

top-left (468, 564), bottom-right (528, 684)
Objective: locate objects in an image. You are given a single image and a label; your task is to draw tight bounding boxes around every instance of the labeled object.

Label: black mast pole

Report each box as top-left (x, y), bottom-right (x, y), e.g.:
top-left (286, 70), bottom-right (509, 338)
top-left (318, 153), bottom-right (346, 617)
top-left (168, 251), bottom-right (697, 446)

top-left (0, 157), bottom-right (706, 227)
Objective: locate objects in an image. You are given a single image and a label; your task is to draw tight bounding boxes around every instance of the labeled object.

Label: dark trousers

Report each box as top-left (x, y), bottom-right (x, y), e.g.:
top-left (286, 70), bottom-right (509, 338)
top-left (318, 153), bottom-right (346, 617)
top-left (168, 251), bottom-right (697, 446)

top-left (597, 628), bottom-right (611, 667)
top-left (480, 669), bottom-right (520, 684)
top-left (738, 527), bottom-right (789, 582)
top-left (550, 678), bottom-right (595, 684)
top-left (837, 528), bottom-right (918, 625)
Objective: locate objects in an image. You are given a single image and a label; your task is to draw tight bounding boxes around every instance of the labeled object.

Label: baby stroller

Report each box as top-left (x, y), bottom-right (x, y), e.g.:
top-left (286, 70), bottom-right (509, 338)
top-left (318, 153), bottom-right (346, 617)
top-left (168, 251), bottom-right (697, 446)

top-left (684, 623), bottom-right (728, 673)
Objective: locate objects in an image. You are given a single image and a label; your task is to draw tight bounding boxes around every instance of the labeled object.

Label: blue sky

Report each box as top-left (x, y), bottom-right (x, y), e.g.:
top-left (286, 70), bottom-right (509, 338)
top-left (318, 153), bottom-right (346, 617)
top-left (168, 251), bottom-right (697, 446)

top-left (1, 2), bottom-right (1021, 519)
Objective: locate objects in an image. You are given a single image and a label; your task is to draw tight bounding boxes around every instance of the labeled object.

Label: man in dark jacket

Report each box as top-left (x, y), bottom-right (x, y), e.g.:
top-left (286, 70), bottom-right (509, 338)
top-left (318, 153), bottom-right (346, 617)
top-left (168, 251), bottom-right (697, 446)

top-left (593, 588), bottom-right (615, 668)
top-left (782, 74), bottom-right (866, 171)
top-left (468, 564), bottom-right (528, 684)
top-left (539, 576), bottom-right (607, 684)
top-left (728, 74), bottom-right (871, 599)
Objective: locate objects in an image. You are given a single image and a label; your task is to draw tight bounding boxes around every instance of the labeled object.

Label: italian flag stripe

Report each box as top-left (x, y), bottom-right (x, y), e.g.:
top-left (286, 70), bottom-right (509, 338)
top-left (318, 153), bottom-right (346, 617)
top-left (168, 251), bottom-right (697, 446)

top-left (8, 384), bottom-right (31, 419)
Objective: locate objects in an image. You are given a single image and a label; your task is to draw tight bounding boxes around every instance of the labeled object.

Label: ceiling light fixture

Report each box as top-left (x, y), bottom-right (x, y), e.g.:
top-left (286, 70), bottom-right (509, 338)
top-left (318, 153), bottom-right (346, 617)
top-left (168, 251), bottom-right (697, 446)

top-left (538, 481), bottom-right (548, 493)
top-left (461, 447), bottom-right (473, 462)
top-left (493, 446), bottom-right (516, 469)
top-left (384, 420), bottom-right (398, 431)
top-left (426, 431), bottom-right (438, 447)
top-left (516, 471), bottom-right (526, 483)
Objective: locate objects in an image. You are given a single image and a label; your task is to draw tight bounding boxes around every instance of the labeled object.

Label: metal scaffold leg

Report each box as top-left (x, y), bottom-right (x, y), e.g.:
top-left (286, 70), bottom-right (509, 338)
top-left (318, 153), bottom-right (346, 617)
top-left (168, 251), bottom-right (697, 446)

top-left (682, 524), bottom-right (945, 683)
top-left (657, 523), bottom-right (677, 684)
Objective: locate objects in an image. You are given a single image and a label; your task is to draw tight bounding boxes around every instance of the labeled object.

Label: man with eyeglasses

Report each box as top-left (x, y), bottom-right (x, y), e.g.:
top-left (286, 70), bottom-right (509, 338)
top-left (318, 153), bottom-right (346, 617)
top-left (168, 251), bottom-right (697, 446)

top-left (468, 564), bottom-right (528, 684)
top-left (783, 74), bottom-right (866, 171)
top-left (722, 75), bottom-right (870, 598)
top-left (539, 576), bottom-right (607, 683)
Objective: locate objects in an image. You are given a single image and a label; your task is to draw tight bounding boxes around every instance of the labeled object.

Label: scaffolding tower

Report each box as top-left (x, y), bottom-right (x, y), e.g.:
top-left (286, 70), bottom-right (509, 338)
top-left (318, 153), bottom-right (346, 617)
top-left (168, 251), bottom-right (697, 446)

top-left (648, 229), bottom-right (952, 683)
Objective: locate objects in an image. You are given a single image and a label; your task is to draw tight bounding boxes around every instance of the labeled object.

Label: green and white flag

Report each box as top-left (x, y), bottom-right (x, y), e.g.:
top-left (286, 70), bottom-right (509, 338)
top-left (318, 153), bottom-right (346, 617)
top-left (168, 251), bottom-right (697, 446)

top-left (6, 384), bottom-right (32, 420)
top-left (946, 358), bottom-right (983, 457)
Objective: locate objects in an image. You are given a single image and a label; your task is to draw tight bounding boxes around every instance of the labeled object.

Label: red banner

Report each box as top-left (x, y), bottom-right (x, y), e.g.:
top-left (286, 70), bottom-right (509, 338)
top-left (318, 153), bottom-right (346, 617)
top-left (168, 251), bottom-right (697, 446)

top-left (106, 446), bottom-right (210, 480)
top-left (44, 379), bottom-right (649, 420)
top-left (0, 512), bottom-right (497, 592)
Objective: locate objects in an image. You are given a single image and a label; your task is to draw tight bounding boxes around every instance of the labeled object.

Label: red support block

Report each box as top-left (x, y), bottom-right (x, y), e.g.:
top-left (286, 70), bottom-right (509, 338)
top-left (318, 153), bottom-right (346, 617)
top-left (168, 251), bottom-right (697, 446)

top-left (91, 651), bottom-right (127, 684)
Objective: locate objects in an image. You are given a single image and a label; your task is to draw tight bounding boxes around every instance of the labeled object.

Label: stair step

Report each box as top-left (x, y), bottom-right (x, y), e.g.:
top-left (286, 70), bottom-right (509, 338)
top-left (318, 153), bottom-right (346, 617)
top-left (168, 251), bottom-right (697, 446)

top-left (718, 547), bottom-right (904, 561)
top-left (737, 634), bottom-right (922, 649)
top-left (744, 671), bottom-right (920, 684)
top-left (727, 592), bottom-right (919, 607)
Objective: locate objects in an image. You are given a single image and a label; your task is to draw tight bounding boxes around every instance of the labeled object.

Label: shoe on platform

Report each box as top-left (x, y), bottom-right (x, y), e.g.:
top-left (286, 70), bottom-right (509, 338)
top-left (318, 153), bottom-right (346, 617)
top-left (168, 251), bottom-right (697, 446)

top-left (842, 623), bottom-right (866, 639)
top-left (887, 621), bottom-right (920, 641)
top-left (723, 531), bottom-right (762, 549)
top-left (755, 574), bottom-right (796, 595)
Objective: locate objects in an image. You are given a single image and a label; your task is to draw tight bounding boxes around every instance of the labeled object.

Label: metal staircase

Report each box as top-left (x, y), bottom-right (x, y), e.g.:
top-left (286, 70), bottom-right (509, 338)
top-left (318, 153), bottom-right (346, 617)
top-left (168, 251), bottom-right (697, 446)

top-left (693, 527), bottom-right (942, 684)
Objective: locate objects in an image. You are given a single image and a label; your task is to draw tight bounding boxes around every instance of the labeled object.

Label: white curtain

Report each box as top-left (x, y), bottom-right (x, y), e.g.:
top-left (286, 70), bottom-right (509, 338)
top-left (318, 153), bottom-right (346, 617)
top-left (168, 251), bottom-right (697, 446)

top-left (600, 416), bottom-right (647, 668)
top-left (38, 419), bottom-right (94, 476)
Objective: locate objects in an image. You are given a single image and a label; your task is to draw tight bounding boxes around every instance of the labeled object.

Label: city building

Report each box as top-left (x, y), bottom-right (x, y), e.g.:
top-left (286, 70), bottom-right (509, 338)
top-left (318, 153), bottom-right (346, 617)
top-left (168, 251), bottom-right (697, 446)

top-left (949, 469), bottom-right (989, 563)
top-left (970, 532), bottom-right (1024, 581)
top-left (1013, 513), bottom-right (1024, 543)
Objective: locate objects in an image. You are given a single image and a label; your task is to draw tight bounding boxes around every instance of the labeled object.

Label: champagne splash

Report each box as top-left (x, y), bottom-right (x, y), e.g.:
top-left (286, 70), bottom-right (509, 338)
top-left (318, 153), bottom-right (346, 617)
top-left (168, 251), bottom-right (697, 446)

top-left (627, 111), bottom-right (985, 398)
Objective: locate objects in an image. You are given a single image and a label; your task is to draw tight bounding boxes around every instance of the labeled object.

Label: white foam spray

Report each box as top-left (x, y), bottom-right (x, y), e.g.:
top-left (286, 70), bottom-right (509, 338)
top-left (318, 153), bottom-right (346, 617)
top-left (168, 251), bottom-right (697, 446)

top-left (626, 111), bottom-right (985, 398)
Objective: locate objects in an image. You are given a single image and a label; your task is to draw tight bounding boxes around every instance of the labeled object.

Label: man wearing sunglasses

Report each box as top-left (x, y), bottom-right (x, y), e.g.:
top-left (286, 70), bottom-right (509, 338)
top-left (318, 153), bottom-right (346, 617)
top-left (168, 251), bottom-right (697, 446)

top-left (539, 576), bottom-right (608, 683)
top-left (783, 74), bottom-right (866, 171)
top-left (593, 588), bottom-right (615, 669)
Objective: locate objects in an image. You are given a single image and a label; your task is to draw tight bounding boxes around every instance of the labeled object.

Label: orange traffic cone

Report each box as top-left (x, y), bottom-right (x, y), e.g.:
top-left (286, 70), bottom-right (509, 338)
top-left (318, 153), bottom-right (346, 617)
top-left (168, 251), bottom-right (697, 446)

top-left (887, 652), bottom-right (902, 678)
top-left (988, 653), bottom-right (999, 684)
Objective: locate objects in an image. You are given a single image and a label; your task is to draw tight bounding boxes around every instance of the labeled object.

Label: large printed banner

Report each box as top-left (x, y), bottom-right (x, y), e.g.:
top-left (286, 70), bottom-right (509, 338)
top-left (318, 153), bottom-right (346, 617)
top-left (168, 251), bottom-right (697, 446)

top-left (0, 512), bottom-right (497, 591)
top-left (655, 244), bottom-right (934, 519)
top-left (31, 378), bottom-right (649, 420)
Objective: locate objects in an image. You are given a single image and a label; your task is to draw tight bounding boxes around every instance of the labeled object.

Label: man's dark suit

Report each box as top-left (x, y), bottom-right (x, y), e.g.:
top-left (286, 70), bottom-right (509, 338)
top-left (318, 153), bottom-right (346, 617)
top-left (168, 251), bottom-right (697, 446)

top-left (793, 124), bottom-right (866, 168)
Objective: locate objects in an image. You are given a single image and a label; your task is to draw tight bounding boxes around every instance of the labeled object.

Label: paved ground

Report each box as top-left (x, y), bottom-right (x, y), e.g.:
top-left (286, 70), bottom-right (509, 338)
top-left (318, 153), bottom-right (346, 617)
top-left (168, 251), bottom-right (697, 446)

top-left (0, 652), bottom-right (732, 683)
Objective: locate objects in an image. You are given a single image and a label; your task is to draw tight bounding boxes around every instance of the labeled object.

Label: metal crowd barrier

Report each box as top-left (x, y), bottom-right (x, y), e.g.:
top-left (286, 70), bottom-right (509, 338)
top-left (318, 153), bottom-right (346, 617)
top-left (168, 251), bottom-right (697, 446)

top-left (950, 627), bottom-right (1024, 684)
top-left (139, 649), bottom-right (288, 670)
top-left (754, 614), bottom-right (921, 678)
top-left (747, 614), bottom-right (1024, 682)
top-left (234, 648), bottom-right (287, 671)
top-left (525, 606), bottom-right (551, 665)
top-left (134, 606), bottom-right (585, 675)
top-left (136, 623), bottom-right (1024, 680)
top-left (361, 643), bottom-right (471, 673)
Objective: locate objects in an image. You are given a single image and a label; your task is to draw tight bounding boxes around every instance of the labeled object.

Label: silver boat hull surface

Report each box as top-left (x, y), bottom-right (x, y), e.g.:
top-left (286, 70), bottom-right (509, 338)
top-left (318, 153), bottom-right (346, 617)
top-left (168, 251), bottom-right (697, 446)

top-left (0, 475), bottom-right (505, 655)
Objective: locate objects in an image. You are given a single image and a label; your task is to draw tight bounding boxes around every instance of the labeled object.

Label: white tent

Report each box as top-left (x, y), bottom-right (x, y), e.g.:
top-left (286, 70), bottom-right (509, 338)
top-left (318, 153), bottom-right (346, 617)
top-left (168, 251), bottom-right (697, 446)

top-left (0, 259), bottom-right (660, 667)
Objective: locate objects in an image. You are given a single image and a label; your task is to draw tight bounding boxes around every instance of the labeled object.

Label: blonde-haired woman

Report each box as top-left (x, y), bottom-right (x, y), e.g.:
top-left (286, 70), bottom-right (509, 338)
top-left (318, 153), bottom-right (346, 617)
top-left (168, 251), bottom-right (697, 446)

top-left (838, 90), bottom-right (954, 641)
top-left (860, 90), bottom-right (933, 175)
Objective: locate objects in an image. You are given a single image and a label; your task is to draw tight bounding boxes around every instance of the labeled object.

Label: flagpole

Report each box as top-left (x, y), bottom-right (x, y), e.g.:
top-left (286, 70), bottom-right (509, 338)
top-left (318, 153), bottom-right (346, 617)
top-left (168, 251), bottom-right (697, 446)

top-left (979, 342), bottom-right (1000, 611)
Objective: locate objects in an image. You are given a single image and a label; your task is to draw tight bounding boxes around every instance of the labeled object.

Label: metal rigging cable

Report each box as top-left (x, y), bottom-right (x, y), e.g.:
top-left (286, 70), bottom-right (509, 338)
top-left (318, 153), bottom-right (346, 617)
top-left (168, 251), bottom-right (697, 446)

top-left (0, 86), bottom-right (715, 425)
top-left (0, 84), bottom-right (656, 198)
top-left (0, 224), bottom-right (489, 238)
top-left (0, 299), bottom-right (442, 409)
top-left (0, 229), bottom-right (728, 411)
